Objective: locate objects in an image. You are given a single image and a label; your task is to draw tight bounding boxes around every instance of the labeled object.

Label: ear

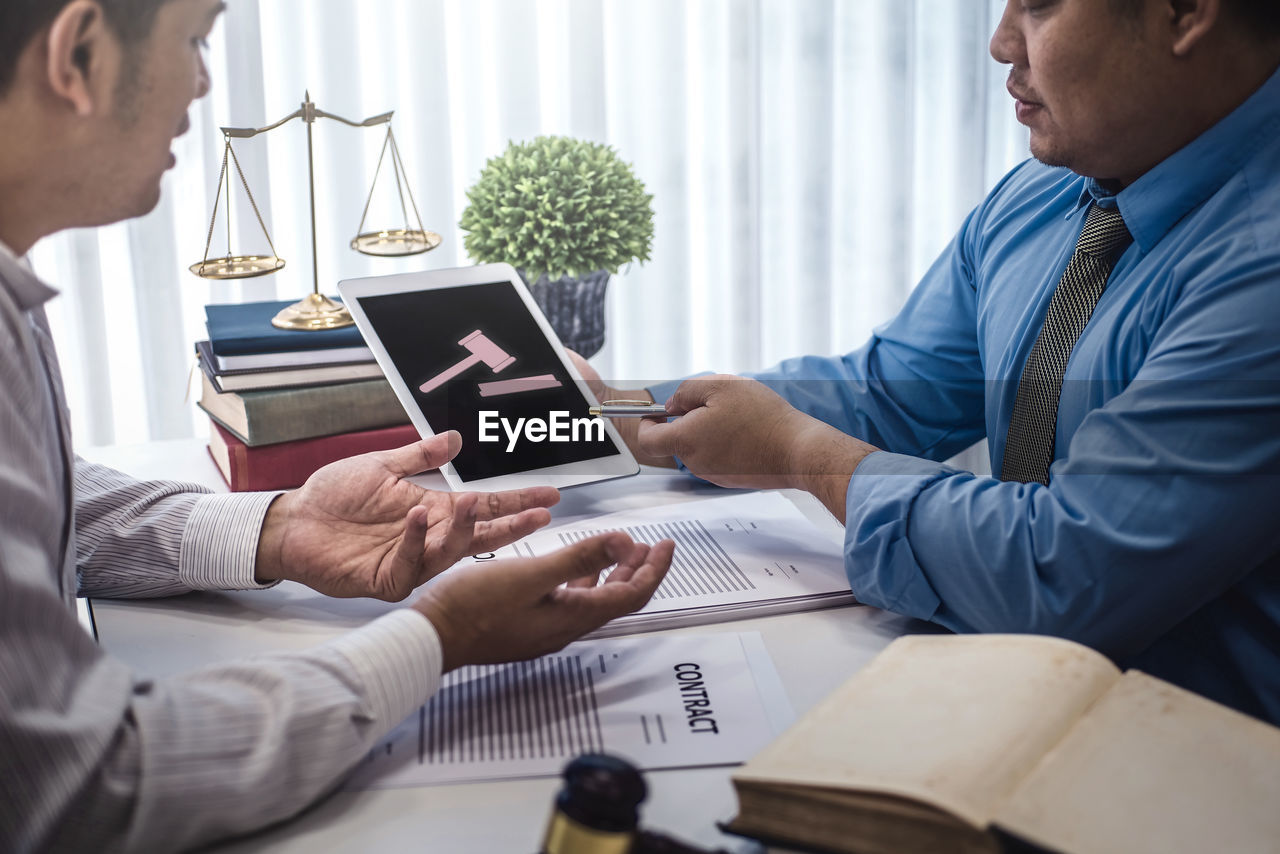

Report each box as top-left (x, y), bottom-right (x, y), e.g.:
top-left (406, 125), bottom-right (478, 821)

top-left (1166, 0), bottom-right (1223, 57)
top-left (45, 0), bottom-right (114, 117)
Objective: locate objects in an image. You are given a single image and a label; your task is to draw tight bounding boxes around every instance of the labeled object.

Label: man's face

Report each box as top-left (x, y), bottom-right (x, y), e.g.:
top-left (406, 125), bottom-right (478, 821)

top-left (92, 0), bottom-right (221, 221)
top-left (990, 0), bottom-right (1174, 184)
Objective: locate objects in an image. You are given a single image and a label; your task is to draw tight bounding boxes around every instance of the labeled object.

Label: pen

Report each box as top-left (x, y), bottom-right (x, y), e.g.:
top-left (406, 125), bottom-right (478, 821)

top-left (588, 399), bottom-right (671, 418)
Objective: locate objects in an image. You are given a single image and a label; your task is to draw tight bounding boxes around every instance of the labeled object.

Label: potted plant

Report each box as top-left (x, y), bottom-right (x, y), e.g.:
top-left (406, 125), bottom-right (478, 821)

top-left (459, 135), bottom-right (654, 358)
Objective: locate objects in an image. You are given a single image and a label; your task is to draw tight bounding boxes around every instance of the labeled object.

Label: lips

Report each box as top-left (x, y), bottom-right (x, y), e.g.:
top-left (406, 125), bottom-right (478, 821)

top-left (1006, 80), bottom-right (1042, 109)
top-left (1006, 79), bottom-right (1044, 124)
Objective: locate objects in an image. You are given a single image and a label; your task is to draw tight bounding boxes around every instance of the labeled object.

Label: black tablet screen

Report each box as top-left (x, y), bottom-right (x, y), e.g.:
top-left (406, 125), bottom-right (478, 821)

top-left (356, 281), bottom-right (619, 481)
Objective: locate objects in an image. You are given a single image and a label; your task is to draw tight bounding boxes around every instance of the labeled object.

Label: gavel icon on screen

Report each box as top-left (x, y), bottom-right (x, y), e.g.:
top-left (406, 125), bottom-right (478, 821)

top-left (419, 330), bottom-right (516, 394)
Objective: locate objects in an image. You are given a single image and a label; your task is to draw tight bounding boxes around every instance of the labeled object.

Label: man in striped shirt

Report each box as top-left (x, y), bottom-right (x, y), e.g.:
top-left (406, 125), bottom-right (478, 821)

top-left (0, 2), bottom-right (675, 851)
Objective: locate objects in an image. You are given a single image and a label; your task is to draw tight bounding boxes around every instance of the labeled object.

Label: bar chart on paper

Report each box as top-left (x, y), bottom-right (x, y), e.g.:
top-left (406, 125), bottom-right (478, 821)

top-left (467, 492), bottom-right (856, 635)
top-left (343, 633), bottom-right (791, 790)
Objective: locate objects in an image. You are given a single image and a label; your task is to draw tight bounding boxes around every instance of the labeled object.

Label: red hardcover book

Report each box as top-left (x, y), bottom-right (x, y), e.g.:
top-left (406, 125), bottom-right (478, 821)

top-left (206, 419), bottom-right (422, 492)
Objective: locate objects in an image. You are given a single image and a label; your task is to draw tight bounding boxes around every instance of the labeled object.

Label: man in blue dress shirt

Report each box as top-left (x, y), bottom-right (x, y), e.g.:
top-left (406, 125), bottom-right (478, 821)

top-left (584, 0), bottom-right (1280, 724)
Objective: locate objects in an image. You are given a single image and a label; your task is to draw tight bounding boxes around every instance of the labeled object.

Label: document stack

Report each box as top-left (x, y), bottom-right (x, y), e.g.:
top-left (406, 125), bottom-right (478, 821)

top-left (195, 299), bottom-right (413, 491)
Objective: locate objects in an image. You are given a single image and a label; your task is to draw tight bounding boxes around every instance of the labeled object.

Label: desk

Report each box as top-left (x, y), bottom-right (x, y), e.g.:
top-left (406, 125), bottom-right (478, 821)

top-left (80, 439), bottom-right (928, 854)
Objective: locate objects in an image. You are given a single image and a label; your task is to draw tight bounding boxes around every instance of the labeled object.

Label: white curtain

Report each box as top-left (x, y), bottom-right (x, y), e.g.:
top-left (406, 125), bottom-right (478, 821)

top-left (32, 0), bottom-right (1027, 453)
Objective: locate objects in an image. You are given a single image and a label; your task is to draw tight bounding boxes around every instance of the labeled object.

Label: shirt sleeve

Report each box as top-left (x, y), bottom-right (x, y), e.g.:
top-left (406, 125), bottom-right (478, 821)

top-left (74, 460), bottom-right (279, 598)
top-left (842, 258), bottom-right (1280, 659)
top-left (2, 580), bottom-right (443, 853)
top-left (650, 205), bottom-right (991, 463)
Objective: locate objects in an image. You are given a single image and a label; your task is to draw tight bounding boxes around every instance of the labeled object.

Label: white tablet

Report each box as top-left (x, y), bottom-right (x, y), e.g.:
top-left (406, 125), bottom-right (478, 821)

top-left (338, 263), bottom-right (639, 491)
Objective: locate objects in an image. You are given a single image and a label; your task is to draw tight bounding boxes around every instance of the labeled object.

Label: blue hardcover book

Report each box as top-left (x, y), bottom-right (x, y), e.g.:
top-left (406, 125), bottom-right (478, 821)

top-left (206, 300), bottom-right (368, 356)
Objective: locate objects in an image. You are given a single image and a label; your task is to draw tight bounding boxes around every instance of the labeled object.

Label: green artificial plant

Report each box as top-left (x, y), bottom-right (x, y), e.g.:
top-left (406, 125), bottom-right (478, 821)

top-left (460, 135), bottom-right (654, 281)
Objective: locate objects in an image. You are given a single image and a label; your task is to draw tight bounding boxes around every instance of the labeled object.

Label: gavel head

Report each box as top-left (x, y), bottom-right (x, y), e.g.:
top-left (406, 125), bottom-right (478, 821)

top-left (553, 754), bottom-right (647, 835)
top-left (458, 329), bottom-right (515, 373)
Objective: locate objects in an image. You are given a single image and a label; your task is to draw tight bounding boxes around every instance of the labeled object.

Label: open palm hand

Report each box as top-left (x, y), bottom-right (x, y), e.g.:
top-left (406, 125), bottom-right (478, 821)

top-left (254, 431), bottom-right (559, 601)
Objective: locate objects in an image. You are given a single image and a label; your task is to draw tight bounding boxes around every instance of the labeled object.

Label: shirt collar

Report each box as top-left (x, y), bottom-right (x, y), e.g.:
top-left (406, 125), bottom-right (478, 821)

top-left (1072, 62), bottom-right (1280, 253)
top-left (0, 238), bottom-right (59, 311)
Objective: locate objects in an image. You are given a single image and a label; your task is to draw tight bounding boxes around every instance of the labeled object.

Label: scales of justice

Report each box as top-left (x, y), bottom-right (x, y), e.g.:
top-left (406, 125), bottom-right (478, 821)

top-left (189, 92), bottom-right (441, 330)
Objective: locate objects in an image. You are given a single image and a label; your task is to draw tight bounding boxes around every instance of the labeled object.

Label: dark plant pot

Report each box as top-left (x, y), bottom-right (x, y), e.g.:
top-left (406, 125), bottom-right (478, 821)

top-left (520, 269), bottom-right (610, 359)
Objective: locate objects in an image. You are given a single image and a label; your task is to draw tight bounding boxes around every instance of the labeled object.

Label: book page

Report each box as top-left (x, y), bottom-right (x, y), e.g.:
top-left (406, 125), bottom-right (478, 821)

top-left (343, 632), bottom-right (793, 789)
top-left (994, 670), bottom-right (1280, 854)
top-left (733, 634), bottom-right (1120, 828)
top-left (458, 492), bottom-right (854, 635)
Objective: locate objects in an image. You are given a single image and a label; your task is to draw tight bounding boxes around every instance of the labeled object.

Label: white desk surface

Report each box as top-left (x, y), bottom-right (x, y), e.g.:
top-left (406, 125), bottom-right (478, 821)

top-left (80, 438), bottom-right (929, 854)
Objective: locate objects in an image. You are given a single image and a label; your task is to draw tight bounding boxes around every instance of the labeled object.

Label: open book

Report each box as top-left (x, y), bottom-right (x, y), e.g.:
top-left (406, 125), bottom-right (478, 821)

top-left (724, 634), bottom-right (1280, 854)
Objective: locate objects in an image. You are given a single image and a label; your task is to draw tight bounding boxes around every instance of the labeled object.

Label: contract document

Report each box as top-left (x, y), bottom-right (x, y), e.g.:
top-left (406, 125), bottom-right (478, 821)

top-left (344, 632), bottom-right (792, 789)
top-left (467, 491), bottom-right (855, 636)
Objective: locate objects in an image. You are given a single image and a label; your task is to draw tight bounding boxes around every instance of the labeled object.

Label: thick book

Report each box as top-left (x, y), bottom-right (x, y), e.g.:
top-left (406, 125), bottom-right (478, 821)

top-left (206, 419), bottom-right (421, 491)
top-left (205, 299), bottom-right (367, 356)
top-left (196, 339), bottom-right (384, 393)
top-left (198, 371), bottom-right (409, 446)
top-left (724, 634), bottom-right (1280, 854)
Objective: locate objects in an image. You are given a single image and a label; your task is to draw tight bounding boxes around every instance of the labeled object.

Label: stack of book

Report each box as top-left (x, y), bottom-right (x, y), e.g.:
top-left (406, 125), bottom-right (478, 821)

top-left (195, 299), bottom-right (416, 491)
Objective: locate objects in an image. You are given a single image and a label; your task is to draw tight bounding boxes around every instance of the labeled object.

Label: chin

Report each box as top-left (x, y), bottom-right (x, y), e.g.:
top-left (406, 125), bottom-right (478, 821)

top-left (1028, 136), bottom-right (1072, 171)
top-left (123, 184), bottom-right (165, 220)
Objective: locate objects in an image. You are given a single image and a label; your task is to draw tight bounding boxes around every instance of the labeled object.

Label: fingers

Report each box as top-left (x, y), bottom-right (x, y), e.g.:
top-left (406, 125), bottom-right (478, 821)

top-left (423, 491), bottom-right (479, 567)
top-left (610, 539), bottom-right (673, 591)
top-left (468, 507), bottom-right (554, 553)
top-left (601, 542), bottom-right (653, 584)
top-left (529, 532), bottom-right (638, 588)
top-left (379, 431), bottom-right (463, 477)
top-left (565, 571), bottom-right (603, 590)
top-left (563, 540), bottom-right (651, 589)
top-left (471, 485), bottom-right (560, 521)
top-left (398, 505), bottom-right (432, 564)
top-left (636, 416), bottom-right (681, 459)
top-left (561, 539), bottom-right (674, 617)
top-left (665, 374), bottom-right (733, 416)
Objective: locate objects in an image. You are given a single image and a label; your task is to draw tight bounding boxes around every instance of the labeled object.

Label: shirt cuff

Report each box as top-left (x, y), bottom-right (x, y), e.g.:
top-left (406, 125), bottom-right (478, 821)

top-left (325, 609), bottom-right (445, 727)
top-left (843, 451), bottom-right (960, 620)
top-left (179, 491), bottom-right (282, 590)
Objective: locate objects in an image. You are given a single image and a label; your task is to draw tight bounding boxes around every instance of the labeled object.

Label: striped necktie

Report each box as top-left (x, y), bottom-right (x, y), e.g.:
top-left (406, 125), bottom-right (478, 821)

top-left (1000, 204), bottom-right (1133, 486)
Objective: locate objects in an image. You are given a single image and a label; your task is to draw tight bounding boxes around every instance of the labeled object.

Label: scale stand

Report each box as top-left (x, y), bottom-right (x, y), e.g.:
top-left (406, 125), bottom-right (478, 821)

top-left (190, 91), bottom-right (441, 330)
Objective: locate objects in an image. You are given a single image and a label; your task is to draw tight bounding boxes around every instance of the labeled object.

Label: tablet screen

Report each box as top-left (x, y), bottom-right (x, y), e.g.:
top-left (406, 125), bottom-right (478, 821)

top-left (354, 281), bottom-right (620, 482)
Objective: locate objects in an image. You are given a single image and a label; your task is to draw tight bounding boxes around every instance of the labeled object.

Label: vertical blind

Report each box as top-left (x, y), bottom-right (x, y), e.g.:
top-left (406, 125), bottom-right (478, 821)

top-left (32, 0), bottom-right (1027, 453)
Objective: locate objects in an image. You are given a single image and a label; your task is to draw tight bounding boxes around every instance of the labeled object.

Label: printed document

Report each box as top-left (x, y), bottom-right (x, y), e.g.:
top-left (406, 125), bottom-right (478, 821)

top-left (344, 632), bottom-right (792, 789)
top-left (464, 491), bottom-right (855, 636)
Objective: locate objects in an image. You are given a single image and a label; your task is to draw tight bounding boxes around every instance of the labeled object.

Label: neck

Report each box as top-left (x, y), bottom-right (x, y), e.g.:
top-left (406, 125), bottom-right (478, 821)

top-left (0, 208), bottom-right (51, 259)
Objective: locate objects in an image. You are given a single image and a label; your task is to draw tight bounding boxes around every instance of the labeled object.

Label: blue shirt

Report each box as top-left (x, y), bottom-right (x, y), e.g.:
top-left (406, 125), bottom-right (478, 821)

top-left (652, 66), bottom-right (1280, 723)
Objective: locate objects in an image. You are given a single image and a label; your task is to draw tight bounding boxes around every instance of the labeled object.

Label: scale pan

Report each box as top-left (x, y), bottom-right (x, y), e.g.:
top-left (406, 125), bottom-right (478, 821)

top-left (350, 228), bottom-right (442, 257)
top-left (189, 255), bottom-right (286, 279)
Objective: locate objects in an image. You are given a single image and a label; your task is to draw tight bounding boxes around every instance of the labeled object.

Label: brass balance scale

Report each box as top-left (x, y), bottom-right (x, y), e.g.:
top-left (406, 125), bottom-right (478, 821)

top-left (189, 92), bottom-right (441, 330)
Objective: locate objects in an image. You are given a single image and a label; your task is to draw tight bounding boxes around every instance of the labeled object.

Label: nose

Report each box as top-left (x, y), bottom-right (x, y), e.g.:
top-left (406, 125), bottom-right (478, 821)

top-left (195, 50), bottom-right (211, 99)
top-left (989, 0), bottom-right (1022, 66)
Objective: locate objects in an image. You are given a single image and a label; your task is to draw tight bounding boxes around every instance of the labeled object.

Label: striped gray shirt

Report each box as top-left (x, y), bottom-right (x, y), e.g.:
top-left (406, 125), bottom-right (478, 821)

top-left (0, 244), bottom-right (444, 853)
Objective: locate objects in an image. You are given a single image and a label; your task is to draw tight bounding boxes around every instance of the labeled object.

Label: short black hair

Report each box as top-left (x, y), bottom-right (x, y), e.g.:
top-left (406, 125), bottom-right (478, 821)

top-left (1225, 0), bottom-right (1280, 36)
top-left (1111, 0), bottom-right (1280, 39)
top-left (0, 0), bottom-right (172, 95)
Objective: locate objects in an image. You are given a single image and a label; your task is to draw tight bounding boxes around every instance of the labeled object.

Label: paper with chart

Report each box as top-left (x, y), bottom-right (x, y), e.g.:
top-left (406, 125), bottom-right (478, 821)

top-left (344, 632), bottom-right (792, 790)
top-left (468, 491), bottom-right (855, 636)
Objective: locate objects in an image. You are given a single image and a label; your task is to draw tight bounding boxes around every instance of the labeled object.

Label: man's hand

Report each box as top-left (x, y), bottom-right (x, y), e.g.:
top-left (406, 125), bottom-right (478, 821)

top-left (568, 350), bottom-right (676, 469)
top-left (636, 375), bottom-right (879, 517)
top-left (254, 431), bottom-right (560, 601)
top-left (413, 533), bottom-right (675, 671)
